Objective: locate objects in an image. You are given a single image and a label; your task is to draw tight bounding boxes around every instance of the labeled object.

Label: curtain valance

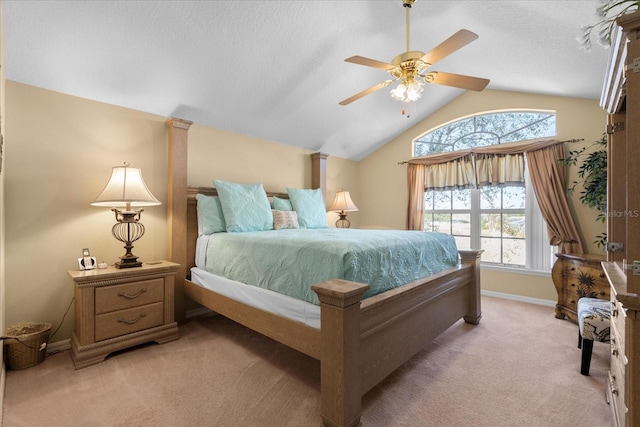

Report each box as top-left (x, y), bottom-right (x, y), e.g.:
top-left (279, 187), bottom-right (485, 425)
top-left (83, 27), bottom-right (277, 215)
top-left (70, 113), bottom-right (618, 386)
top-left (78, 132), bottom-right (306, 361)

top-left (406, 138), bottom-right (585, 253)
top-left (404, 138), bottom-right (569, 166)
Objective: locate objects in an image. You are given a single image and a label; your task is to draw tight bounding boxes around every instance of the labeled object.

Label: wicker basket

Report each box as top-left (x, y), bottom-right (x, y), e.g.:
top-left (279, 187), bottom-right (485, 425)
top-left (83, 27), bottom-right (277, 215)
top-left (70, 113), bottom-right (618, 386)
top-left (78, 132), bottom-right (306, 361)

top-left (3, 322), bottom-right (52, 370)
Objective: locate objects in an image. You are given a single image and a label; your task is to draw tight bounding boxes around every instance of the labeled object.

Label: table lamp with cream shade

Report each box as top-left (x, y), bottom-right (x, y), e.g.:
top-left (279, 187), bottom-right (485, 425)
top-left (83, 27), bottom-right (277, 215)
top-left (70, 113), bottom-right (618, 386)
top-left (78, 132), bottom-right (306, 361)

top-left (91, 162), bottom-right (160, 268)
top-left (328, 190), bottom-right (359, 228)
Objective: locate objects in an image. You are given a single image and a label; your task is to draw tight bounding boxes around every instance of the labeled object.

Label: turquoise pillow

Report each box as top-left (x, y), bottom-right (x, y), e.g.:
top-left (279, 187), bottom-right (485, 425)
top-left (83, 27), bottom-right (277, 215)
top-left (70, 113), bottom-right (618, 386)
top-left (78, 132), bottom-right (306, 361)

top-left (272, 196), bottom-right (293, 211)
top-left (196, 194), bottom-right (226, 235)
top-left (214, 180), bottom-right (273, 232)
top-left (286, 187), bottom-right (328, 229)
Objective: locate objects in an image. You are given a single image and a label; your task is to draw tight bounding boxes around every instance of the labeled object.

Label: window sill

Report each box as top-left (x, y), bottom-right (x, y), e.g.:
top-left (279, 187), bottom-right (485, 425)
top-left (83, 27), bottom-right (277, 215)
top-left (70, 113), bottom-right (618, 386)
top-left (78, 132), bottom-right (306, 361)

top-left (480, 263), bottom-right (551, 277)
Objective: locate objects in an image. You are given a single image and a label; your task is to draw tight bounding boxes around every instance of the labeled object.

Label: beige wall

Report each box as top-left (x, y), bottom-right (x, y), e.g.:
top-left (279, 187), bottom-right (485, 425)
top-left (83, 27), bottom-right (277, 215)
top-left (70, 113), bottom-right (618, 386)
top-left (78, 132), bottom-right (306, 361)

top-left (4, 81), bottom-right (609, 343)
top-left (4, 81), bottom-right (359, 342)
top-left (357, 89), bottom-right (608, 301)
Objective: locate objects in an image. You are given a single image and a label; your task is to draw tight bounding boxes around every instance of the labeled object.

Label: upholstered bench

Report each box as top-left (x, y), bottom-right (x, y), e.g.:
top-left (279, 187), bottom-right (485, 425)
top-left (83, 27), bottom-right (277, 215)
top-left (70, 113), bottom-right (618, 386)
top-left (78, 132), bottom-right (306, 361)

top-left (577, 297), bottom-right (611, 376)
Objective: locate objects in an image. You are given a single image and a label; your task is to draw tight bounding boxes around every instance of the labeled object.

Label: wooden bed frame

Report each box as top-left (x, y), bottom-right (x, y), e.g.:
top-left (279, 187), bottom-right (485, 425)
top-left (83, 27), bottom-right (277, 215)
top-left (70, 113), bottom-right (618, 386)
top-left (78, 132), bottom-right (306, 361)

top-left (166, 118), bottom-right (482, 427)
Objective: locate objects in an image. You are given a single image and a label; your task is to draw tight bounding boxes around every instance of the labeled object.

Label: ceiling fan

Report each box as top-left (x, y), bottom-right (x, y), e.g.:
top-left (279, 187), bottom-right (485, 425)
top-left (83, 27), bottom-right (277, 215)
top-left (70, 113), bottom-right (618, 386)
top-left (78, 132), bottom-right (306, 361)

top-left (339, 0), bottom-right (490, 117)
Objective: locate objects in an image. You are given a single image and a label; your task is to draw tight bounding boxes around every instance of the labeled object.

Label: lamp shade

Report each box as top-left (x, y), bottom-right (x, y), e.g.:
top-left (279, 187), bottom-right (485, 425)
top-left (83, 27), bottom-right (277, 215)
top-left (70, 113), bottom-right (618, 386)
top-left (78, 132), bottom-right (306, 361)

top-left (91, 163), bottom-right (160, 210)
top-left (328, 191), bottom-right (358, 212)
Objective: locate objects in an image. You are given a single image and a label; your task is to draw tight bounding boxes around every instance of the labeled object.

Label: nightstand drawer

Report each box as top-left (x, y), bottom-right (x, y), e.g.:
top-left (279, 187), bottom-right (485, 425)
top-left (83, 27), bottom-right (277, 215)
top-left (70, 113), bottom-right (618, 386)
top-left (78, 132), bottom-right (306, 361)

top-left (95, 278), bottom-right (164, 314)
top-left (95, 302), bottom-right (164, 342)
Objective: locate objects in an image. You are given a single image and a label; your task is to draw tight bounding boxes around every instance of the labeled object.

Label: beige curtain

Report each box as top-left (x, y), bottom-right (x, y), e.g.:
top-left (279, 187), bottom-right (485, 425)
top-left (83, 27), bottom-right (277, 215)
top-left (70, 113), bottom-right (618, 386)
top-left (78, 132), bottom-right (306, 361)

top-left (405, 139), bottom-right (584, 252)
top-left (425, 155), bottom-right (476, 190)
top-left (407, 163), bottom-right (426, 230)
top-left (475, 153), bottom-right (525, 188)
top-left (526, 144), bottom-right (584, 254)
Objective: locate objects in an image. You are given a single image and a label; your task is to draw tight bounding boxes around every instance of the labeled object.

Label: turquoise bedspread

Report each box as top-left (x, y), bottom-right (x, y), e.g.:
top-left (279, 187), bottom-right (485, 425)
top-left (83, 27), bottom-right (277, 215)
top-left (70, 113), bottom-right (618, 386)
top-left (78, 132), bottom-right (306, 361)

top-left (204, 228), bottom-right (459, 305)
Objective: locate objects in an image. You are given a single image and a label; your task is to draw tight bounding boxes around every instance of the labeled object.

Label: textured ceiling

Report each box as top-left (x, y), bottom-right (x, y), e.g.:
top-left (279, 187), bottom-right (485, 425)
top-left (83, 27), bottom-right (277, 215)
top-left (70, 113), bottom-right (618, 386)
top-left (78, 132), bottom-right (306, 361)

top-left (2, 1), bottom-right (610, 160)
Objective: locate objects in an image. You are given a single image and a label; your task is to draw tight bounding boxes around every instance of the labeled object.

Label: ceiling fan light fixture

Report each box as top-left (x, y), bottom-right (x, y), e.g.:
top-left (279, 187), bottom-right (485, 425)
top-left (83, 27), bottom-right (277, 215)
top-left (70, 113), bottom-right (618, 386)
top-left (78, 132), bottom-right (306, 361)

top-left (390, 78), bottom-right (424, 102)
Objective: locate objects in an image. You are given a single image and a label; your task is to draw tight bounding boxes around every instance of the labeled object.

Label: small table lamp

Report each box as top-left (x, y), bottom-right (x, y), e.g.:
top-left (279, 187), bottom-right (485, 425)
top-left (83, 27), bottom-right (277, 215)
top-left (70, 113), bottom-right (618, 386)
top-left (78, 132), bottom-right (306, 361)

top-left (91, 162), bottom-right (160, 268)
top-left (329, 190), bottom-right (359, 228)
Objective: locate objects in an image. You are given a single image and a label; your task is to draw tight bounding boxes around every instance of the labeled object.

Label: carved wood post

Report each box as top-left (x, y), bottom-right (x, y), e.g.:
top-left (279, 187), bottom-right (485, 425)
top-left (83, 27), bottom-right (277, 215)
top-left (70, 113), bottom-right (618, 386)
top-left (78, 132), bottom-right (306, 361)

top-left (459, 249), bottom-right (483, 325)
top-left (165, 117), bottom-right (192, 324)
top-left (311, 152), bottom-right (328, 198)
top-left (312, 280), bottom-right (369, 427)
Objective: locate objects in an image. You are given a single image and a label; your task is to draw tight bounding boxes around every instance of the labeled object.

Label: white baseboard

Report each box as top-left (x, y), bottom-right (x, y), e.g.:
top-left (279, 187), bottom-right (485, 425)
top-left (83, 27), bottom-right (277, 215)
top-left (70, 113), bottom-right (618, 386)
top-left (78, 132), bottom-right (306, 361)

top-left (43, 294), bottom-right (551, 353)
top-left (46, 338), bottom-right (70, 355)
top-left (481, 290), bottom-right (556, 307)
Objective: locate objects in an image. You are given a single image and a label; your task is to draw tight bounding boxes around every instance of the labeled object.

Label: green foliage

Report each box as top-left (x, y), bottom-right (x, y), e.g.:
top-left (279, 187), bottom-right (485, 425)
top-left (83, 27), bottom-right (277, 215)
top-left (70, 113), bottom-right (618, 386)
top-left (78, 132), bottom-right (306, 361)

top-left (579, 1), bottom-right (640, 50)
top-left (560, 134), bottom-right (608, 248)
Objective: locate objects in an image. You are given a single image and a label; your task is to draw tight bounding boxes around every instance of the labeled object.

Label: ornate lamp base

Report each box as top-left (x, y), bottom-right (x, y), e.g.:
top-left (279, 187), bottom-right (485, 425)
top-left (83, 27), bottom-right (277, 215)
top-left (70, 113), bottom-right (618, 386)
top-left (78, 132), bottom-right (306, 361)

top-left (335, 212), bottom-right (351, 229)
top-left (111, 211), bottom-right (146, 269)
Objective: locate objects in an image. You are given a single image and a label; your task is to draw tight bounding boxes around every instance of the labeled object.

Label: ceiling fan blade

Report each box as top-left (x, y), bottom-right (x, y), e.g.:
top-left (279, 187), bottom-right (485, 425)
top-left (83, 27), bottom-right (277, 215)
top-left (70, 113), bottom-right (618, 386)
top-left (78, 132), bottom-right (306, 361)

top-left (426, 71), bottom-right (489, 92)
top-left (345, 55), bottom-right (395, 71)
top-left (339, 80), bottom-right (394, 105)
top-left (419, 29), bottom-right (479, 66)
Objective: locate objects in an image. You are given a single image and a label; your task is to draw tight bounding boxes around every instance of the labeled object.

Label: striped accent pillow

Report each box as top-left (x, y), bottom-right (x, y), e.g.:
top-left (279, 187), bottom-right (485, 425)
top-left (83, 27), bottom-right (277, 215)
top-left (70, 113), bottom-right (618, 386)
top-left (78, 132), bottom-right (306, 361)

top-left (272, 210), bottom-right (299, 230)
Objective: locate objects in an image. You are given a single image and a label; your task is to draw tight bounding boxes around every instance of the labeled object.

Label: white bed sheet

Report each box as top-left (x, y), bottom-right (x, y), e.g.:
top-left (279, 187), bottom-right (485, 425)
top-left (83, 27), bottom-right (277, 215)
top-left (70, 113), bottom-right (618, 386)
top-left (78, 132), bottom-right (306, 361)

top-left (190, 266), bottom-right (321, 329)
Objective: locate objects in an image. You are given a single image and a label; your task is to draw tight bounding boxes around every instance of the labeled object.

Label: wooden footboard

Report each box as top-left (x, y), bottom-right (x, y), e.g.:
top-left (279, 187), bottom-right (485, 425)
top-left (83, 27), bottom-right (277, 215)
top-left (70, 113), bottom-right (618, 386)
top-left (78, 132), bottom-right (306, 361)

top-left (311, 249), bottom-right (482, 427)
top-left (184, 249), bottom-right (481, 427)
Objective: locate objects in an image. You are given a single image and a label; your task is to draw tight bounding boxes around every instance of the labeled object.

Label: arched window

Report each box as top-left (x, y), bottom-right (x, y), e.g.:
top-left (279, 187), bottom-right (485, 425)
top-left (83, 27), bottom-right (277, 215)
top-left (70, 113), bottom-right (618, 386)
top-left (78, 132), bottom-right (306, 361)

top-left (413, 110), bottom-right (556, 270)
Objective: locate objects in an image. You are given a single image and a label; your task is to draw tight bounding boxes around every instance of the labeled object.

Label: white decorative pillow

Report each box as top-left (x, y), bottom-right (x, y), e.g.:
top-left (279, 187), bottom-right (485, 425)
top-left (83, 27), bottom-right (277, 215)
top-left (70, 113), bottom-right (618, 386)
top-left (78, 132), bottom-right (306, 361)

top-left (214, 179), bottom-right (273, 232)
top-left (272, 210), bottom-right (299, 230)
top-left (286, 187), bottom-right (328, 229)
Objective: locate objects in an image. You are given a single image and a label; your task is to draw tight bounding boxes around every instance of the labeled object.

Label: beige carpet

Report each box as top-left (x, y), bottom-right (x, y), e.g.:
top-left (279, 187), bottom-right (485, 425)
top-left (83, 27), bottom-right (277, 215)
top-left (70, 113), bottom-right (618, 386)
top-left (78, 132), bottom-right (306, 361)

top-left (2, 296), bottom-right (613, 427)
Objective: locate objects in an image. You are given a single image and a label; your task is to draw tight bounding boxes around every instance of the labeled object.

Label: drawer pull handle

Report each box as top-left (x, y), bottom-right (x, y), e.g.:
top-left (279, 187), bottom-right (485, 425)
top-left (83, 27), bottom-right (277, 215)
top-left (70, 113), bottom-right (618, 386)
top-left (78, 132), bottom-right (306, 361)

top-left (117, 312), bottom-right (147, 324)
top-left (118, 288), bottom-right (147, 299)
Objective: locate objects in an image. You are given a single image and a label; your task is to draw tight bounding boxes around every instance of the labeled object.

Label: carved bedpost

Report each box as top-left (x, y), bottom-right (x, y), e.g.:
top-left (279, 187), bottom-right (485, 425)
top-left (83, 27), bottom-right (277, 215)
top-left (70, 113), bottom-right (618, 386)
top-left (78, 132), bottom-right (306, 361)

top-left (311, 280), bottom-right (369, 427)
top-left (311, 152), bottom-right (328, 198)
top-left (459, 249), bottom-right (483, 325)
top-left (166, 117), bottom-right (193, 324)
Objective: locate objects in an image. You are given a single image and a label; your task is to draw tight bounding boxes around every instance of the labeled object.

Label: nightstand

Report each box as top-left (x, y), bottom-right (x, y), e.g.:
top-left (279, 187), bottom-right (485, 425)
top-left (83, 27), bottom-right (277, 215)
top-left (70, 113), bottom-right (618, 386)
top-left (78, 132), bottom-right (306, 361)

top-left (68, 261), bottom-right (180, 369)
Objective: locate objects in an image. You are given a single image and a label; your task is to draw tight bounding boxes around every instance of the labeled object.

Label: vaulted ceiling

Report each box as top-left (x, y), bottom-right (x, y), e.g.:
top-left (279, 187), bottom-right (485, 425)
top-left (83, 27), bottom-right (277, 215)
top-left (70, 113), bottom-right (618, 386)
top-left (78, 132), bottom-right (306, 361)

top-left (2, 1), bottom-right (610, 160)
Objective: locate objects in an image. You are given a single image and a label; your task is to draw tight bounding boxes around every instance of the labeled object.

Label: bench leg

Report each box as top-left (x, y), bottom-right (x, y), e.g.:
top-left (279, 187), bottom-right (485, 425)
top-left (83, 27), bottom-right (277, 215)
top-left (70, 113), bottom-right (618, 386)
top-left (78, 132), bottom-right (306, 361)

top-left (578, 331), bottom-right (582, 349)
top-left (580, 339), bottom-right (594, 376)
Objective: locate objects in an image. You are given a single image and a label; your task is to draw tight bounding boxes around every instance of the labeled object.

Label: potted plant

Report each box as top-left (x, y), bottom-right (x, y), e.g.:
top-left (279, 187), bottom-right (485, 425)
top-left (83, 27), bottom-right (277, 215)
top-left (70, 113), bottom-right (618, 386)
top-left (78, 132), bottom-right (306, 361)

top-left (561, 135), bottom-right (608, 248)
top-left (579, 0), bottom-right (640, 49)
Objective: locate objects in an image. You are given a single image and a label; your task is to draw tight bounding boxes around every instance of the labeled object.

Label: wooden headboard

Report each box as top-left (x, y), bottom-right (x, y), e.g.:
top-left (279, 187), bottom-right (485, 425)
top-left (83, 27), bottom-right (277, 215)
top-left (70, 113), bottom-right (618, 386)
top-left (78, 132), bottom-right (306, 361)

top-left (167, 115), bottom-right (327, 323)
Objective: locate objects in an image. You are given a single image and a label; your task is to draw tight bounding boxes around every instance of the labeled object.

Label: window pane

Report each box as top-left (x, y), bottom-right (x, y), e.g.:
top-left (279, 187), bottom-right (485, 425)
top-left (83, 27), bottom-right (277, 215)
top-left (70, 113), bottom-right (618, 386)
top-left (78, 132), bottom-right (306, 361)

top-left (503, 238), bottom-right (526, 266)
top-left (452, 214), bottom-right (471, 236)
top-left (424, 213), bottom-right (435, 232)
top-left (433, 213), bottom-right (451, 233)
top-left (424, 190), bottom-right (434, 210)
top-left (480, 187), bottom-right (502, 209)
top-left (433, 191), bottom-right (451, 210)
top-left (481, 237), bottom-right (502, 263)
top-left (503, 186), bottom-right (525, 209)
top-left (481, 213), bottom-right (502, 237)
top-left (454, 236), bottom-right (470, 250)
top-left (503, 213), bottom-right (525, 238)
top-left (452, 189), bottom-right (471, 209)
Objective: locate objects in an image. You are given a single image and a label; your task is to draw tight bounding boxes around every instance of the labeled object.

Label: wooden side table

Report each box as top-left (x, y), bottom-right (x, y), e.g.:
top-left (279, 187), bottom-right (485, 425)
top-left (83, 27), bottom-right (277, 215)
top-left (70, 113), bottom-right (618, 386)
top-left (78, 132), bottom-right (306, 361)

top-left (551, 253), bottom-right (609, 323)
top-left (68, 261), bottom-right (180, 369)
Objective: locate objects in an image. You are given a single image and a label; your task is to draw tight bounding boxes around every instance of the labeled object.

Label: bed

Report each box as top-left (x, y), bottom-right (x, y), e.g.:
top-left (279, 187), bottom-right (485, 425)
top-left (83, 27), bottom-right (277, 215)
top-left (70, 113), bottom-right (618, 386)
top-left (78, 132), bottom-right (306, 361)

top-left (166, 118), bottom-right (482, 427)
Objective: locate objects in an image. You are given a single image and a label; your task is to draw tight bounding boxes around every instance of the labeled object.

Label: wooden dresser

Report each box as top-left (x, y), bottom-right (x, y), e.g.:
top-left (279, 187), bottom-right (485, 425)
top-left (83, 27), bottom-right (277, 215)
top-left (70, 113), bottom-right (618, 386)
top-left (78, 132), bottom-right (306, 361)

top-left (603, 262), bottom-right (640, 426)
top-left (552, 253), bottom-right (609, 323)
top-left (68, 261), bottom-right (180, 369)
